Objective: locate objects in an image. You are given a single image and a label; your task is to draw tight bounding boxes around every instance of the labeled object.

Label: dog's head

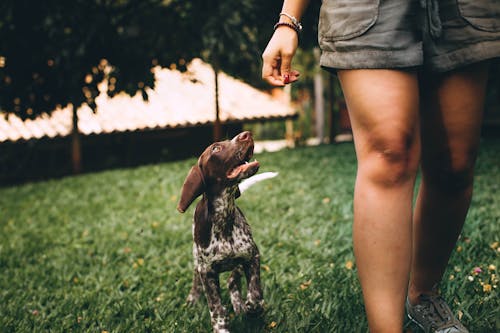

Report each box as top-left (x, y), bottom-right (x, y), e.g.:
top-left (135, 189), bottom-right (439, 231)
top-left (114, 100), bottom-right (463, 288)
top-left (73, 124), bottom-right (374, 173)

top-left (177, 131), bottom-right (260, 213)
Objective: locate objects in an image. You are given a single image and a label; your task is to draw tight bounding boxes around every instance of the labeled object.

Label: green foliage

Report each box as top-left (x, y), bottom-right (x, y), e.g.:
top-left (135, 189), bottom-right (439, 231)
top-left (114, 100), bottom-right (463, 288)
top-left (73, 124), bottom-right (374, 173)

top-left (0, 0), bottom-right (179, 118)
top-left (0, 0), bottom-right (321, 120)
top-left (1, 140), bottom-right (499, 332)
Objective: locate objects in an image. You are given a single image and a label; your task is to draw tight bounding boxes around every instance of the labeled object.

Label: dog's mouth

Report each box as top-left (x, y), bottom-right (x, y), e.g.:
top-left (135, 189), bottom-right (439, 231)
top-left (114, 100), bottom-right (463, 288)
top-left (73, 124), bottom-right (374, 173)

top-left (227, 147), bottom-right (259, 179)
top-left (227, 160), bottom-right (260, 179)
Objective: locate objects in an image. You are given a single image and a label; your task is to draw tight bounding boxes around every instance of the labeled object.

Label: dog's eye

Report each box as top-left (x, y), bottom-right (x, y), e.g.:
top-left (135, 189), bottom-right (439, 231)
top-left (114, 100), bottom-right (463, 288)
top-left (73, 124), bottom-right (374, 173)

top-left (212, 145), bottom-right (221, 153)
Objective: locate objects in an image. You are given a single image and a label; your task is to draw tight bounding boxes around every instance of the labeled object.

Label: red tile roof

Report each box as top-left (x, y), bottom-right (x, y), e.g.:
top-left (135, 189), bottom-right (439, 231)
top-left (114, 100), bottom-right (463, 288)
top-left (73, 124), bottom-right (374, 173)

top-left (0, 59), bottom-right (295, 143)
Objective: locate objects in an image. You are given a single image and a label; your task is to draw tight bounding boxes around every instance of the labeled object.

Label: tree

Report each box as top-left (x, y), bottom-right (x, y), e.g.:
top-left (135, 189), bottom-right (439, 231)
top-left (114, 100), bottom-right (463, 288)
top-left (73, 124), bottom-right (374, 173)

top-left (0, 0), bottom-right (198, 171)
top-left (1, 0), bottom-right (321, 116)
top-left (0, 1), bottom-right (322, 171)
top-left (193, 1), bottom-right (258, 140)
top-left (192, 0), bottom-right (321, 140)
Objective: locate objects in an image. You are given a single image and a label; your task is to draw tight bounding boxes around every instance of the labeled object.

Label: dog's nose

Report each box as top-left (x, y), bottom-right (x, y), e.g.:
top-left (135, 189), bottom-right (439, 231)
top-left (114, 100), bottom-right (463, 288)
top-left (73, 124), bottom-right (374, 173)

top-left (238, 131), bottom-right (252, 142)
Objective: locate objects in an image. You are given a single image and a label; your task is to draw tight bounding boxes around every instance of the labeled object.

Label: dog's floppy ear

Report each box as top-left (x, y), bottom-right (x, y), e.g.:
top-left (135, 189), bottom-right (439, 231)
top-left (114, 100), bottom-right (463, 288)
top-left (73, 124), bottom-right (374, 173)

top-left (177, 165), bottom-right (205, 213)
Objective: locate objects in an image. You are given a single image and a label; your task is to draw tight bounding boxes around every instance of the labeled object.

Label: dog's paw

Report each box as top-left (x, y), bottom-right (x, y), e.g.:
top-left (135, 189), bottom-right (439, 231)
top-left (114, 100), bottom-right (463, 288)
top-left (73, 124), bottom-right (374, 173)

top-left (212, 324), bottom-right (230, 333)
top-left (213, 328), bottom-right (230, 333)
top-left (244, 299), bottom-right (264, 317)
top-left (212, 316), bottom-right (231, 333)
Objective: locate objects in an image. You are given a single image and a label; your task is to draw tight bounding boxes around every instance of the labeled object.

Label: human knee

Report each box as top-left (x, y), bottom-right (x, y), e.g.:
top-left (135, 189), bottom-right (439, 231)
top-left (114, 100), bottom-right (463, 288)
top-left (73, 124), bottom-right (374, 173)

top-left (423, 149), bottom-right (477, 192)
top-left (361, 132), bottom-right (419, 186)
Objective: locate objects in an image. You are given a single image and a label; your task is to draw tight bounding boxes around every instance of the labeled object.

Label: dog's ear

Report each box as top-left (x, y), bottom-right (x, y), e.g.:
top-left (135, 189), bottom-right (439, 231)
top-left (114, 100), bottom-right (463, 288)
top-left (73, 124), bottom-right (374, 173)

top-left (177, 166), bottom-right (205, 213)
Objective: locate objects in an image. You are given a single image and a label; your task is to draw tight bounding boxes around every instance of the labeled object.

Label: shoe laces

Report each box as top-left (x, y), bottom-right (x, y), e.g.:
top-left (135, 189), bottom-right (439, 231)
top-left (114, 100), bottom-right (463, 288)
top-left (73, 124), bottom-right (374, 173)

top-left (417, 294), bottom-right (453, 329)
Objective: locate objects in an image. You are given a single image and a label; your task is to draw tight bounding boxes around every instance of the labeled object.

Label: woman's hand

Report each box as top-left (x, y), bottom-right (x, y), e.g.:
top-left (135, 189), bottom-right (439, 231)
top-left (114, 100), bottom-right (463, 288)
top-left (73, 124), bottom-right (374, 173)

top-left (261, 26), bottom-right (300, 86)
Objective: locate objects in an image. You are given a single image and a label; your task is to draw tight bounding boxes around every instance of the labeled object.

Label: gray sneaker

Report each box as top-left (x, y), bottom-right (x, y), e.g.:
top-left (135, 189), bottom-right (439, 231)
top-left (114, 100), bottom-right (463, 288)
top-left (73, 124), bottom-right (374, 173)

top-left (405, 295), bottom-right (469, 333)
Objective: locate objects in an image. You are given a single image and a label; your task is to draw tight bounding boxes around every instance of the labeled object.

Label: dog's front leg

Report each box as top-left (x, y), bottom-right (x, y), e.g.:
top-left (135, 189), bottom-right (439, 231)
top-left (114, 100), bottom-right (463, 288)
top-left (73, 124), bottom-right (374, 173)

top-left (244, 254), bottom-right (264, 315)
top-left (200, 270), bottom-right (230, 333)
top-left (186, 269), bottom-right (203, 305)
top-left (228, 266), bottom-right (244, 315)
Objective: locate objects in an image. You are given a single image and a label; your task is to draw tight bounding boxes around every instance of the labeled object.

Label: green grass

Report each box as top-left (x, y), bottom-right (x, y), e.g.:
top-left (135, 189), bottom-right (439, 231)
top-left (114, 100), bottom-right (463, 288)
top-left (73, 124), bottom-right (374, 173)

top-left (0, 139), bottom-right (499, 332)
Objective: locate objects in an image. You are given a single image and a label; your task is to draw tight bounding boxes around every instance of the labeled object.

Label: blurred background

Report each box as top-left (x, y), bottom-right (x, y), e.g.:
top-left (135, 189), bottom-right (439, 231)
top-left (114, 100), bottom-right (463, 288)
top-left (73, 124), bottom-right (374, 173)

top-left (1, 0), bottom-right (499, 185)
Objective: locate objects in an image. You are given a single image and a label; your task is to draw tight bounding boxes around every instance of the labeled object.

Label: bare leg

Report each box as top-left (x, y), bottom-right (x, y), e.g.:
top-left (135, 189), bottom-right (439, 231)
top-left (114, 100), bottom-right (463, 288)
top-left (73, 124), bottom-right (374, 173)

top-left (408, 62), bottom-right (489, 302)
top-left (338, 69), bottom-right (421, 332)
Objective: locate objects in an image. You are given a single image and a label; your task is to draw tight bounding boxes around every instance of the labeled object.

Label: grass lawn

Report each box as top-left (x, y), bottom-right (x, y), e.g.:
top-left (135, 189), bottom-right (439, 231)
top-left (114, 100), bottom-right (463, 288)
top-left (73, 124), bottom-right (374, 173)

top-left (0, 139), bottom-right (499, 333)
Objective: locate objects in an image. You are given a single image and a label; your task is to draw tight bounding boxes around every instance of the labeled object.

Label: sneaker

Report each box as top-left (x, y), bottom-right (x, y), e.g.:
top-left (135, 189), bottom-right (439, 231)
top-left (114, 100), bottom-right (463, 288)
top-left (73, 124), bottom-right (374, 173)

top-left (405, 295), bottom-right (469, 333)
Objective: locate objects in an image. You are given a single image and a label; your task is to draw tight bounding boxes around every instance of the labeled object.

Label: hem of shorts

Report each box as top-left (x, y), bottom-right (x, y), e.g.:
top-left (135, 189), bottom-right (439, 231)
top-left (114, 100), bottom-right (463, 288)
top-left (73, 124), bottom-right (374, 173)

top-left (320, 48), bottom-right (423, 71)
top-left (426, 40), bottom-right (500, 72)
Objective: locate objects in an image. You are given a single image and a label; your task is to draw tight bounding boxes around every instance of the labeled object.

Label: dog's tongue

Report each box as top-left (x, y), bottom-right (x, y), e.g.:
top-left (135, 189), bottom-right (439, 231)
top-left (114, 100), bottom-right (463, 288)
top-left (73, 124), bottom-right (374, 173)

top-left (227, 160), bottom-right (259, 179)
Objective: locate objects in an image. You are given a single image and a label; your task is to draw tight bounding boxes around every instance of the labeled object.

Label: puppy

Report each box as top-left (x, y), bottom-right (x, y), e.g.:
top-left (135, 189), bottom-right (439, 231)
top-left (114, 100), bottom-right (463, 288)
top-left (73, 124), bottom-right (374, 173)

top-left (178, 131), bottom-right (264, 333)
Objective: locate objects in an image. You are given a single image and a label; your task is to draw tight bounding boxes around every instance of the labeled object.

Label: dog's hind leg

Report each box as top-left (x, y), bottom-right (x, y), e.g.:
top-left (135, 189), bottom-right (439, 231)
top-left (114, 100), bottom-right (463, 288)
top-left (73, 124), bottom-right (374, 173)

top-left (228, 266), bottom-right (244, 314)
top-left (186, 269), bottom-right (203, 305)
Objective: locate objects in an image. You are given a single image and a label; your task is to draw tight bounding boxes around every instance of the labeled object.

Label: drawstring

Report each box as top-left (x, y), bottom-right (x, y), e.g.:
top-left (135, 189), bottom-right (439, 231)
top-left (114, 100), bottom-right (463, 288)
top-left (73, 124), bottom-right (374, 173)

top-left (421, 0), bottom-right (442, 39)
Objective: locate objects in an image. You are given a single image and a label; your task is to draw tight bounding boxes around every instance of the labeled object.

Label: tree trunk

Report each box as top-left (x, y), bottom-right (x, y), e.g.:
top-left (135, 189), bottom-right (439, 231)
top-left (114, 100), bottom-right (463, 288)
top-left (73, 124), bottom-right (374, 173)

top-left (314, 48), bottom-right (325, 143)
top-left (213, 65), bottom-right (222, 141)
top-left (313, 48), bottom-right (324, 144)
top-left (71, 105), bottom-right (82, 174)
top-left (327, 74), bottom-right (337, 144)
top-left (314, 73), bottom-right (324, 143)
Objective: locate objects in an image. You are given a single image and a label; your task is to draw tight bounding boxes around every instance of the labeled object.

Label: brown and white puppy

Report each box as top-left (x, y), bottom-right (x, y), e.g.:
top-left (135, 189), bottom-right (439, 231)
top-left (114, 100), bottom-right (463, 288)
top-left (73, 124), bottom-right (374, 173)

top-left (178, 131), bottom-right (264, 333)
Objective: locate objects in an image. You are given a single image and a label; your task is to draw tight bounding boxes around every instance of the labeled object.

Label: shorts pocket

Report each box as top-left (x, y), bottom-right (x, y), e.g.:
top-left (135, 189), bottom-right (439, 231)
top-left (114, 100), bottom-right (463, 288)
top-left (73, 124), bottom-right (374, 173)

top-left (319, 0), bottom-right (380, 41)
top-left (457, 0), bottom-right (500, 32)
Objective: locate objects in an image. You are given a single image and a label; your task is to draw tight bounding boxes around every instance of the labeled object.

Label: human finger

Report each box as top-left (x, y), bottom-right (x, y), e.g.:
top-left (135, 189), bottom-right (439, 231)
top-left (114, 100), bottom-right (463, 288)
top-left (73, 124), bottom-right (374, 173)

top-left (286, 69), bottom-right (300, 84)
top-left (262, 53), bottom-right (285, 86)
top-left (279, 53), bottom-right (293, 82)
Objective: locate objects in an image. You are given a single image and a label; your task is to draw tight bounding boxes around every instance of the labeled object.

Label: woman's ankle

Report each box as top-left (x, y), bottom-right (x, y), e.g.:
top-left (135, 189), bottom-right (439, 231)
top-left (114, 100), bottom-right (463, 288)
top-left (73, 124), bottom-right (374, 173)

top-left (407, 283), bottom-right (439, 305)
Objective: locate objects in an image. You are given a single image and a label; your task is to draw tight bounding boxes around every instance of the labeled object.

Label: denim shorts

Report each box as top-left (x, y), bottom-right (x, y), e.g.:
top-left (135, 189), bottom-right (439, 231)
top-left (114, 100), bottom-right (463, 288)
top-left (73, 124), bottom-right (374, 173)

top-left (318, 0), bottom-right (500, 72)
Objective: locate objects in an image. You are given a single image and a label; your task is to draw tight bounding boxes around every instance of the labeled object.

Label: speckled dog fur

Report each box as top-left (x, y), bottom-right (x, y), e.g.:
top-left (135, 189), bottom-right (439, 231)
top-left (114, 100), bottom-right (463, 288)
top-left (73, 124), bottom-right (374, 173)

top-left (177, 131), bottom-right (264, 333)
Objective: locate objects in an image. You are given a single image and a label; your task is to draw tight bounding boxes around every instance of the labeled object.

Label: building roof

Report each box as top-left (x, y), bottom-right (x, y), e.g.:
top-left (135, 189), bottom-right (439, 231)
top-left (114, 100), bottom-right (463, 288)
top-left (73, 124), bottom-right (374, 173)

top-left (0, 59), bottom-right (295, 143)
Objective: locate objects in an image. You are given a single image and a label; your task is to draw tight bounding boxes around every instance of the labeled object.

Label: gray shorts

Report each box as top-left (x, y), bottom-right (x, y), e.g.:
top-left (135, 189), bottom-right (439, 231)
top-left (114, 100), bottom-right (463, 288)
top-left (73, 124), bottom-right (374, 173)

top-left (318, 0), bottom-right (500, 72)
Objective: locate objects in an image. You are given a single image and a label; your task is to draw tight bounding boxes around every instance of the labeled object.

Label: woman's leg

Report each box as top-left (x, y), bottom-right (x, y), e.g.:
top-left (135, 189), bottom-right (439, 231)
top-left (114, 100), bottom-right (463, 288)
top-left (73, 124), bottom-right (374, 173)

top-left (338, 69), bottom-right (421, 332)
top-left (408, 62), bottom-right (490, 302)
